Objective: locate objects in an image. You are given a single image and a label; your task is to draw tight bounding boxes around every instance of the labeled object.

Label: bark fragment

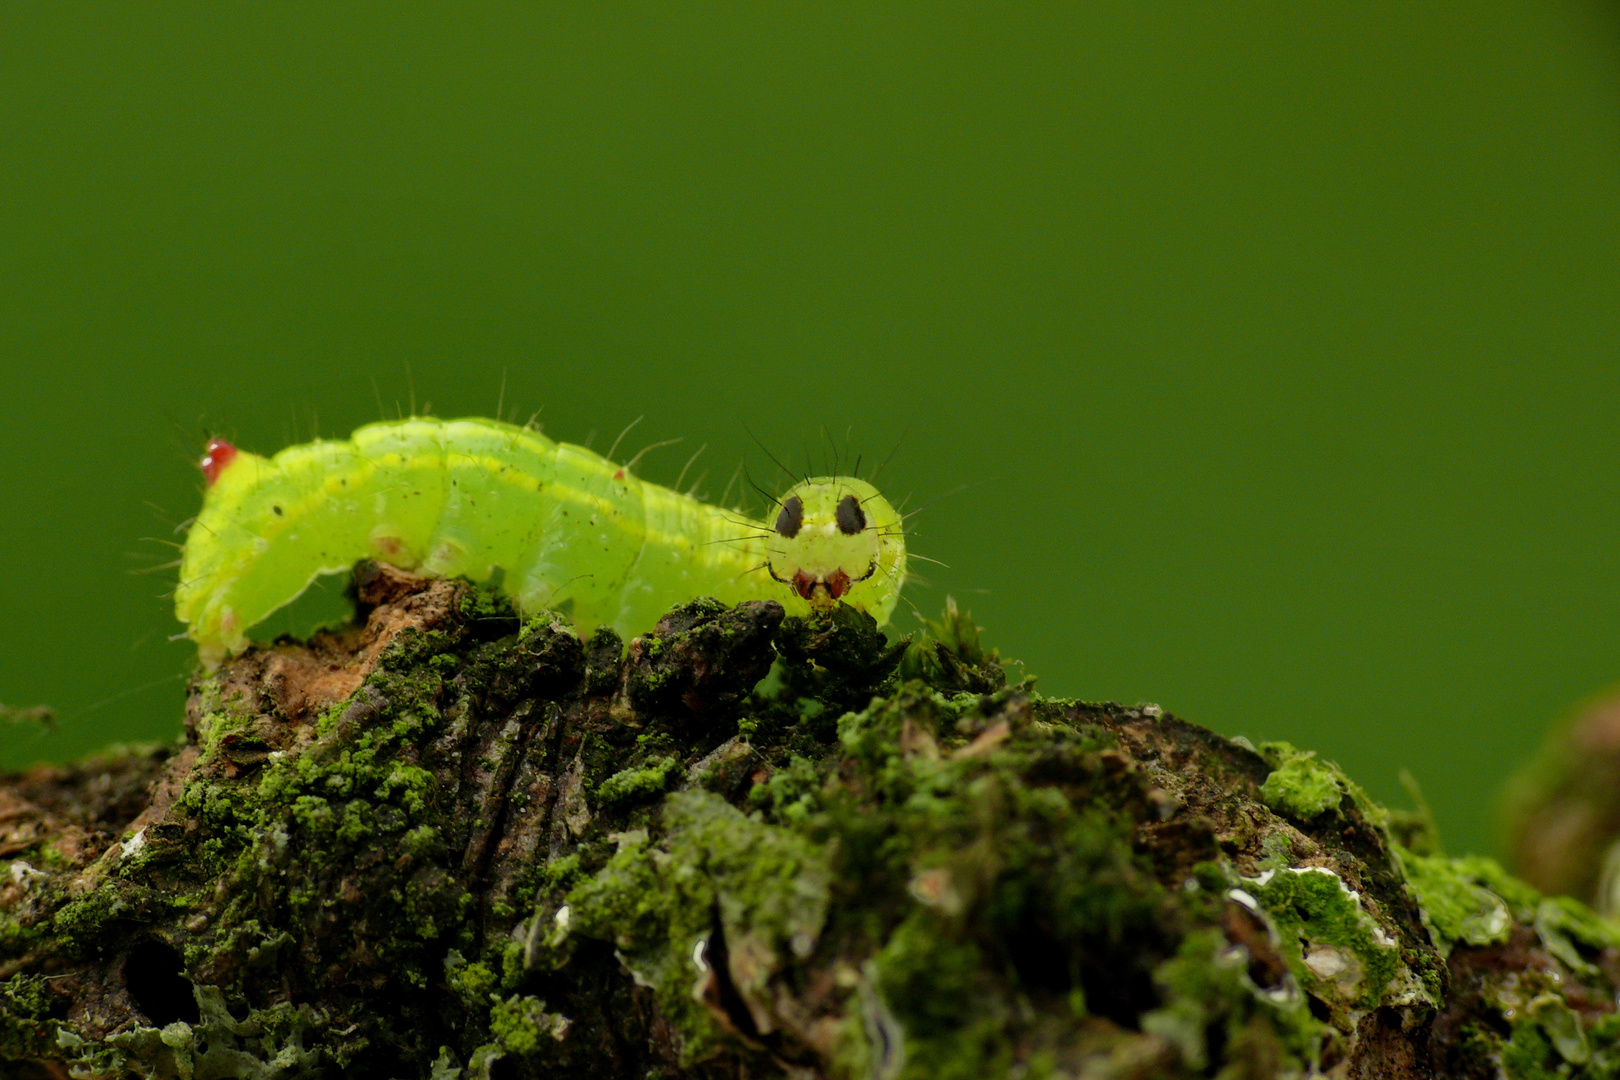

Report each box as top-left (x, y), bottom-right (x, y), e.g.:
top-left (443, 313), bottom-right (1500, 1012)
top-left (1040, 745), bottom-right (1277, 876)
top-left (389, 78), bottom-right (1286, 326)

top-left (1, 566), bottom-right (1616, 1079)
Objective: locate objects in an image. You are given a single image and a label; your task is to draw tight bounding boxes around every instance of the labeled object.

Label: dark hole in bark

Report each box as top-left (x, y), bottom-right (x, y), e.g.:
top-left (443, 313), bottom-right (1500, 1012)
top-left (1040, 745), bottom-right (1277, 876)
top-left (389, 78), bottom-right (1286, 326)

top-left (1003, 910), bottom-right (1159, 1028)
top-left (1074, 943), bottom-right (1159, 1029)
top-left (351, 1049), bottom-right (415, 1080)
top-left (1005, 911), bottom-right (1073, 995)
top-left (704, 906), bottom-right (761, 1039)
top-left (8, 1063), bottom-right (66, 1080)
top-left (1205, 1013), bottom-right (1228, 1063)
top-left (123, 938), bottom-right (199, 1027)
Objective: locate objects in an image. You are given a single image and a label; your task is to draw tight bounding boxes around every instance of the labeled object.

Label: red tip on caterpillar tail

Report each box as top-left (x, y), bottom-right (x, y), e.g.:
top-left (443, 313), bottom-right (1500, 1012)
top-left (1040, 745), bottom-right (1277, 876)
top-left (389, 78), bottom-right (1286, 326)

top-left (200, 439), bottom-right (239, 486)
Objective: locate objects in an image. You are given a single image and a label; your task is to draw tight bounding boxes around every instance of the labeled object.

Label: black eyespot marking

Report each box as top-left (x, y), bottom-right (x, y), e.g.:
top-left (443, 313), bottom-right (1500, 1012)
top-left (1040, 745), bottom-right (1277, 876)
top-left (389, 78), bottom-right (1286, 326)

top-left (272, 505), bottom-right (283, 517)
top-left (775, 496), bottom-right (804, 538)
top-left (835, 494), bottom-right (866, 535)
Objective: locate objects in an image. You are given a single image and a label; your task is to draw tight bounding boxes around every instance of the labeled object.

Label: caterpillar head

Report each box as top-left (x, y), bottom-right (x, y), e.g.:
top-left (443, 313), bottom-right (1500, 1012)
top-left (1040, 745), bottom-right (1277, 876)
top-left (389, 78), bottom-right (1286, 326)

top-left (766, 477), bottom-right (906, 625)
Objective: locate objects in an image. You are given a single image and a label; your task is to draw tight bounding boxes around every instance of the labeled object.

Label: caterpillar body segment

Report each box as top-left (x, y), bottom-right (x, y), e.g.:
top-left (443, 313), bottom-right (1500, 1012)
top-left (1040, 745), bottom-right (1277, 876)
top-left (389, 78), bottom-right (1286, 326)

top-left (176, 417), bottom-right (906, 667)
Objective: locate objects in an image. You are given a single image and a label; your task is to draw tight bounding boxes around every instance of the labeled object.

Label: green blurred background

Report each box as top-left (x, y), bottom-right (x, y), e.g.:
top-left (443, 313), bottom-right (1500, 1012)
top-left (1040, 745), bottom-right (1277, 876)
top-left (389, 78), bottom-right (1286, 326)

top-left (1, 3), bottom-right (1616, 857)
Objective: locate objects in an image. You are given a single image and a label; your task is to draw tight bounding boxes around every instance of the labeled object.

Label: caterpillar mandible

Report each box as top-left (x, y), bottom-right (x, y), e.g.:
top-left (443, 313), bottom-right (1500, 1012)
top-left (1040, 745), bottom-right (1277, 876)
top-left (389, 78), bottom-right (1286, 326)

top-left (175, 417), bottom-right (907, 666)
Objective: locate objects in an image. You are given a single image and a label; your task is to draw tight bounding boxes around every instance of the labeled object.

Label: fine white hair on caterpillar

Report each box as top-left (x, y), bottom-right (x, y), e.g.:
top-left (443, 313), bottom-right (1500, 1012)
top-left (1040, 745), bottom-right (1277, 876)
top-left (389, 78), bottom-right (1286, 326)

top-left (175, 416), bottom-right (907, 667)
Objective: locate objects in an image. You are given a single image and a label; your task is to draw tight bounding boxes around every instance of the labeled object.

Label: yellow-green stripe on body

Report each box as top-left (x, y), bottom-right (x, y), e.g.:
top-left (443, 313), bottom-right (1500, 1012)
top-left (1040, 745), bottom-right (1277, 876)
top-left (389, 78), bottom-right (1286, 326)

top-left (176, 417), bottom-right (905, 666)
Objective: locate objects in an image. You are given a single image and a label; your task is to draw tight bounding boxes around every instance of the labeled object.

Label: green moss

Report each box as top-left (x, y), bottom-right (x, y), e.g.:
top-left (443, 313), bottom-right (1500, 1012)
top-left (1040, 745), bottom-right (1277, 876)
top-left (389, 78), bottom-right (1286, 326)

top-left (1530, 993), bottom-right (1590, 1066)
top-left (594, 756), bottom-right (678, 806)
top-left (429, 1046), bottom-right (464, 1079)
top-left (676, 788), bottom-right (832, 950)
top-left (15, 581), bottom-right (1608, 1077)
top-left (488, 994), bottom-right (571, 1057)
top-left (54, 1029), bottom-right (128, 1079)
top-left (564, 831), bottom-right (661, 947)
top-left (101, 985), bottom-right (323, 1080)
top-left (1238, 865), bottom-right (1431, 1024)
top-left (1481, 1000), bottom-right (1620, 1080)
top-left (1453, 853), bottom-right (1545, 913)
top-left (565, 790), bottom-right (832, 1062)
top-left (403, 824), bottom-right (439, 858)
top-left (1397, 848), bottom-right (1513, 952)
top-left (52, 895), bottom-right (117, 951)
top-left (1503, 1019), bottom-right (1562, 1080)
top-left (539, 853), bottom-right (581, 887)
top-left (1534, 895), bottom-right (1620, 976)
top-left (0, 974), bottom-right (59, 1061)
top-left (747, 752), bottom-right (826, 821)
top-left (898, 597), bottom-right (1006, 694)
top-left (870, 915), bottom-right (1010, 1080)
top-left (190, 709), bottom-right (235, 750)
top-left (445, 951), bottom-right (500, 1008)
top-left (1142, 928), bottom-right (1323, 1074)
top-left (1257, 743), bottom-right (1346, 819)
top-left (290, 794), bottom-right (333, 833)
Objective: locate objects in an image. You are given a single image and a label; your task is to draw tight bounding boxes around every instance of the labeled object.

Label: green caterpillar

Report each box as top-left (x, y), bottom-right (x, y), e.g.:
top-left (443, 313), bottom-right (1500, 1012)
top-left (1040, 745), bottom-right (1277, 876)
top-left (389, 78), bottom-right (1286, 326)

top-left (176, 417), bottom-right (906, 666)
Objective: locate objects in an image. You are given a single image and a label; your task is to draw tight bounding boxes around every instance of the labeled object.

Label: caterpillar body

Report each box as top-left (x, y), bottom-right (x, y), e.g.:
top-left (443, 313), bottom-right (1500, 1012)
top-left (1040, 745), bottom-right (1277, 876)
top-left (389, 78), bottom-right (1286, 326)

top-left (176, 417), bottom-right (906, 666)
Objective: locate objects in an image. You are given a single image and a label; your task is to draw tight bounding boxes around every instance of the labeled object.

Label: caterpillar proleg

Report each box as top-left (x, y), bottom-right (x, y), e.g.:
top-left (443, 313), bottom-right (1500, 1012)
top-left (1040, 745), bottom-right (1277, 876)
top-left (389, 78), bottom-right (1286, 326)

top-left (176, 417), bottom-right (906, 666)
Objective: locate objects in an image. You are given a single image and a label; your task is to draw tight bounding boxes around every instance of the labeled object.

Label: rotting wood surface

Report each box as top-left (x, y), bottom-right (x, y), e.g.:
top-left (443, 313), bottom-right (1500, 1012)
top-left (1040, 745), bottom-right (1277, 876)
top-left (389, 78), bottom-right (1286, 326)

top-left (1, 565), bottom-right (1617, 1079)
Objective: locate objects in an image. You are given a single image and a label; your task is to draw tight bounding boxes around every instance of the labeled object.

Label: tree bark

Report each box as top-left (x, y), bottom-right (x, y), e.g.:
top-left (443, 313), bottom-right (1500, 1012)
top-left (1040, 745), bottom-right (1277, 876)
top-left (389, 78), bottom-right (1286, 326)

top-left (1, 565), bottom-right (1616, 1079)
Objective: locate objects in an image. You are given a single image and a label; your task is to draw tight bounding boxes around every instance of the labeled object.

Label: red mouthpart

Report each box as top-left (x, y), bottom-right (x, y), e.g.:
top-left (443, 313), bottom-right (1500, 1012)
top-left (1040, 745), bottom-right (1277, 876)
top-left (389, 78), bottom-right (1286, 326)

top-left (790, 569), bottom-right (853, 601)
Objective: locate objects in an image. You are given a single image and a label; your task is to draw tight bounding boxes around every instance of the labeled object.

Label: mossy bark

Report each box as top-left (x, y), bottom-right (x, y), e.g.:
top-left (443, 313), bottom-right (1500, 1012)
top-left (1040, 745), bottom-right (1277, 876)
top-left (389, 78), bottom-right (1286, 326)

top-left (3, 566), bottom-right (1619, 1079)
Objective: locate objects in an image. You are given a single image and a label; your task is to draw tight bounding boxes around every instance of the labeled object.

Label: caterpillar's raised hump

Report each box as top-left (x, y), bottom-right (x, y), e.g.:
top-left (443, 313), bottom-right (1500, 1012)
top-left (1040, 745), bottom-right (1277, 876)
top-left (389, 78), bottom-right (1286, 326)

top-left (175, 417), bottom-right (906, 667)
